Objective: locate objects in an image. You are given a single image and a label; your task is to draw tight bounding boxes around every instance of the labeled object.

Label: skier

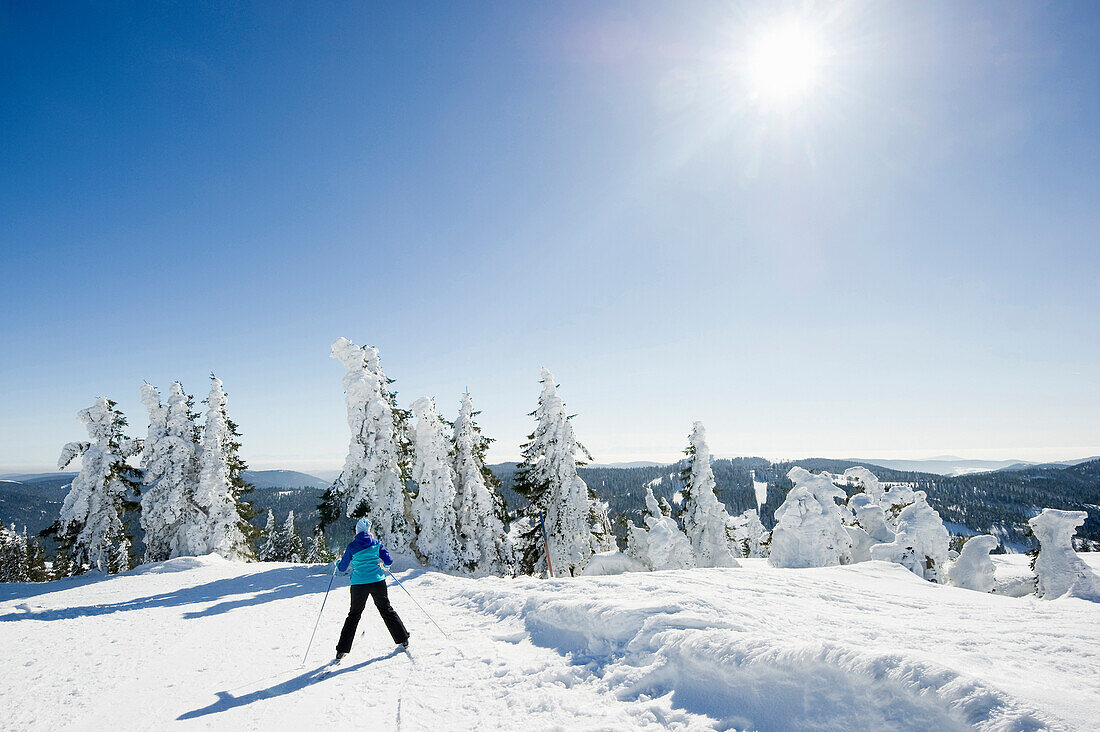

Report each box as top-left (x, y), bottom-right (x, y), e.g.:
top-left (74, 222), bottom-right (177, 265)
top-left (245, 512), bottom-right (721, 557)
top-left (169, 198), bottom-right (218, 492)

top-left (333, 517), bottom-right (410, 662)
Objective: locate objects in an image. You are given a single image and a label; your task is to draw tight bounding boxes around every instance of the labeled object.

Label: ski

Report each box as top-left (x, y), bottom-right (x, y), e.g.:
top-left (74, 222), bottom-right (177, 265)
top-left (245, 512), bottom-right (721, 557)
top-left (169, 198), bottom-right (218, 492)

top-left (317, 657), bottom-right (344, 679)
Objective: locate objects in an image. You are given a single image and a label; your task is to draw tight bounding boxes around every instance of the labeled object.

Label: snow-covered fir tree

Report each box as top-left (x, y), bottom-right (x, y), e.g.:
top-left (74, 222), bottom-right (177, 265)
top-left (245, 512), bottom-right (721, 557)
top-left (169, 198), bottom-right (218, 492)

top-left (946, 534), bottom-right (999, 593)
top-left (769, 467), bottom-right (851, 568)
top-left (869, 490), bottom-right (950, 582)
top-left (52, 398), bottom-right (142, 574)
top-left (139, 382), bottom-right (202, 562)
top-left (282, 511), bottom-right (306, 563)
top-left (625, 485), bottom-right (695, 571)
top-left (678, 422), bottom-right (739, 568)
top-left (321, 338), bottom-right (413, 553)
top-left (452, 392), bottom-right (510, 576)
top-left (1028, 509), bottom-right (1100, 601)
top-left (514, 368), bottom-right (600, 577)
top-left (410, 397), bottom-right (461, 570)
top-left (306, 527), bottom-right (336, 564)
top-left (844, 493), bottom-right (894, 563)
top-left (189, 377), bottom-right (256, 561)
top-left (589, 499), bottom-right (617, 555)
top-left (0, 522), bottom-right (30, 583)
top-left (728, 509), bottom-right (767, 558)
top-left (258, 510), bottom-right (279, 562)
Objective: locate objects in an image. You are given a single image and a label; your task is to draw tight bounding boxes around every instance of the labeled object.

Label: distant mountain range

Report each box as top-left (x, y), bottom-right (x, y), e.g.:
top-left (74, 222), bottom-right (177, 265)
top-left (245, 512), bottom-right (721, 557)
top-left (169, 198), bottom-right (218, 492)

top-left (844, 456), bottom-right (1099, 477)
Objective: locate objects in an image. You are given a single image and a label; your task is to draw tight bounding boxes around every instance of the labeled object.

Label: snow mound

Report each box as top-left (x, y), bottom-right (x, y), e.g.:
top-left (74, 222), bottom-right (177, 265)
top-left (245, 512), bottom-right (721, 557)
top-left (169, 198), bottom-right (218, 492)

top-left (128, 553), bottom-right (231, 575)
top-left (581, 551), bottom-right (646, 576)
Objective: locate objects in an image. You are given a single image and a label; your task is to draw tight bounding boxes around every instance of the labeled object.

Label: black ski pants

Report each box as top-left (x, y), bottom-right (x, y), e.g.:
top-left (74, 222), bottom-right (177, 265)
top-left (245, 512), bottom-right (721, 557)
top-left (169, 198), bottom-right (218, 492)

top-left (336, 580), bottom-right (409, 653)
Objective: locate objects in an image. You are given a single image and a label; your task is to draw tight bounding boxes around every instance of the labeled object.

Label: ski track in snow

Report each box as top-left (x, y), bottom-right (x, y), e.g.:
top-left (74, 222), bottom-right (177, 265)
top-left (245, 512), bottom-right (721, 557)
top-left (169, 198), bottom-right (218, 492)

top-left (1, 555), bottom-right (1098, 731)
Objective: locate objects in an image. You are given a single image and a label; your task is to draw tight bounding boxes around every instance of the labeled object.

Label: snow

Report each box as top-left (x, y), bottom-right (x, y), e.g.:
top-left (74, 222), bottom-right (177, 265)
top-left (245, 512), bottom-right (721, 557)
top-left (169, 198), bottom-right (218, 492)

top-left (3, 556), bottom-right (1098, 730)
top-left (751, 470), bottom-right (768, 508)
top-left (581, 551), bottom-right (646, 576)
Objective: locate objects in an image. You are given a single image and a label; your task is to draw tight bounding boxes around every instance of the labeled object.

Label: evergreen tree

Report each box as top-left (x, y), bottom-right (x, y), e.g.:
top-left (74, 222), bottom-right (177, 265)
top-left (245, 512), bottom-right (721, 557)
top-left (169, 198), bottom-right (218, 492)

top-left (49, 546), bottom-right (75, 580)
top-left (109, 536), bottom-right (132, 573)
top-left (514, 368), bottom-right (599, 577)
top-left (190, 376), bottom-right (256, 561)
top-left (49, 398), bottom-right (142, 573)
top-left (625, 486), bottom-right (695, 571)
top-left (25, 532), bottom-right (50, 582)
top-left (258, 510), bottom-right (279, 562)
top-left (0, 522), bottom-right (30, 583)
top-left (139, 382), bottom-right (202, 562)
top-left (306, 526), bottom-right (336, 564)
top-left (679, 422), bottom-right (740, 568)
top-left (410, 397), bottom-right (461, 570)
top-left (452, 392), bottom-right (510, 575)
top-left (321, 338), bottom-right (413, 553)
top-left (282, 511), bottom-right (306, 563)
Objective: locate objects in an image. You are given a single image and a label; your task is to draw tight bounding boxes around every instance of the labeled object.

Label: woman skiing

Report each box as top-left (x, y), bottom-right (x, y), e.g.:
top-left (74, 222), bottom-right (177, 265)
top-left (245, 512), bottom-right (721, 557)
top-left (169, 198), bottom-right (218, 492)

top-left (333, 517), bottom-right (409, 662)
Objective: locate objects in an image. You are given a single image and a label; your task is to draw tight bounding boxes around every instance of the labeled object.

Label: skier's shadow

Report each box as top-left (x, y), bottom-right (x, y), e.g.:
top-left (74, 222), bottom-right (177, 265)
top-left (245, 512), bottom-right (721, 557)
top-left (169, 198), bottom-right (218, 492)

top-left (176, 649), bottom-right (401, 720)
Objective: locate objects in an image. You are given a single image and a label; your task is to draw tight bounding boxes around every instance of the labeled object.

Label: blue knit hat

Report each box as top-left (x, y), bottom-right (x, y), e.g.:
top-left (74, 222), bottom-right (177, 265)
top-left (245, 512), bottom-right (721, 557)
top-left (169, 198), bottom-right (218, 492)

top-left (355, 517), bottom-right (372, 535)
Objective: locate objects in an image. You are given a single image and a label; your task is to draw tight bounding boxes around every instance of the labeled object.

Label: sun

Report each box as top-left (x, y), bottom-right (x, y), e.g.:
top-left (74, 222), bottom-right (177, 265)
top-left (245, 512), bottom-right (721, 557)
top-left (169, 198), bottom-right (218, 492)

top-left (745, 19), bottom-right (826, 107)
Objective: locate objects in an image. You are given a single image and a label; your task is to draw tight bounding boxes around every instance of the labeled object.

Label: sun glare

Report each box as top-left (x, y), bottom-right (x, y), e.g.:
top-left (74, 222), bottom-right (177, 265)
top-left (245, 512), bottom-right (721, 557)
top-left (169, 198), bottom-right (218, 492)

top-left (746, 19), bottom-right (826, 106)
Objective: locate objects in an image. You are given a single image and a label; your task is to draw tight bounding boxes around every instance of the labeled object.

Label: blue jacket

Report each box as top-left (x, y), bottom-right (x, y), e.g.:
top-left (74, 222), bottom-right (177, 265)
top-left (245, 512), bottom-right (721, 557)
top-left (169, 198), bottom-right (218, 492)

top-left (337, 532), bottom-right (393, 585)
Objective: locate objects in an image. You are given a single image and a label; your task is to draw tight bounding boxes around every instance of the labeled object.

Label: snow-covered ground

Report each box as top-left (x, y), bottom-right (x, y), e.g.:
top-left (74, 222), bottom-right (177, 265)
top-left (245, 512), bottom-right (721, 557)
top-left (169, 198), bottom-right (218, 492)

top-left (3, 555), bottom-right (1099, 731)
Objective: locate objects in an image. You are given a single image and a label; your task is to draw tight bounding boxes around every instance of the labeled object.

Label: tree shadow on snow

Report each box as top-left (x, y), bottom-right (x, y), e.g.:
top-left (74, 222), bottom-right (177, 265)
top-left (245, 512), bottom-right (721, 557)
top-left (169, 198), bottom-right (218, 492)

top-left (176, 649), bottom-right (401, 720)
top-left (0, 566), bottom-right (340, 623)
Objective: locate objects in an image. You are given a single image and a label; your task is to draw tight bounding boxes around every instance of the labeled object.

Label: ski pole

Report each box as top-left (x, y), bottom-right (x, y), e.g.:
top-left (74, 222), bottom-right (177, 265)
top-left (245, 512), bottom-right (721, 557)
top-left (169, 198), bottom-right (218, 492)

top-left (385, 567), bottom-right (451, 640)
top-left (301, 564), bottom-right (337, 665)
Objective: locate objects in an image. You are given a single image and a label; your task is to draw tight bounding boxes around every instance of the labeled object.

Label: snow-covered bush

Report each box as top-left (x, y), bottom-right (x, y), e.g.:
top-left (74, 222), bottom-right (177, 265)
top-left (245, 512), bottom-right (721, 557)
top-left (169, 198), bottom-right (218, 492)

top-left (1028, 509), bottom-right (1100, 601)
top-left (626, 486), bottom-right (695, 570)
top-left (870, 491), bottom-right (950, 582)
top-left (728, 509), bottom-right (767, 558)
top-left (514, 368), bottom-right (602, 577)
top-left (452, 393), bottom-right (511, 576)
top-left (946, 535), bottom-right (999, 592)
top-left (679, 422), bottom-right (739, 568)
top-left (410, 396), bottom-right (461, 571)
top-left (322, 338), bottom-right (413, 553)
top-left (54, 398), bottom-right (142, 574)
top-left (769, 467), bottom-right (850, 568)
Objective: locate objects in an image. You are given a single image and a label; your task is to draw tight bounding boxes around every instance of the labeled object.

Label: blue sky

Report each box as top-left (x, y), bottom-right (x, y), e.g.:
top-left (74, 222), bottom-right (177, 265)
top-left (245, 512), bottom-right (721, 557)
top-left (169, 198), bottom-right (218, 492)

top-left (2, 1), bottom-right (1098, 472)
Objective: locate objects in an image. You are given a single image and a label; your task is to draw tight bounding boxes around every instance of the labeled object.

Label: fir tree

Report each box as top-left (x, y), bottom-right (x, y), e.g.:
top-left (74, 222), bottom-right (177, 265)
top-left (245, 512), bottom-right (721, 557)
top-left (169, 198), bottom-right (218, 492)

top-left (452, 392), bottom-right (510, 575)
top-left (679, 422), bottom-right (740, 568)
top-left (258, 510), bottom-right (279, 562)
top-left (139, 382), bottom-right (202, 562)
top-left (25, 533), bottom-right (50, 582)
top-left (283, 511), bottom-right (306, 563)
top-left (190, 376), bottom-right (256, 561)
top-left (321, 338), bottom-right (413, 553)
top-left (410, 397), bottom-right (461, 570)
top-left (0, 522), bottom-right (30, 583)
top-left (306, 527), bottom-right (336, 564)
top-left (514, 368), bottom-right (599, 577)
top-left (49, 398), bottom-right (142, 573)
